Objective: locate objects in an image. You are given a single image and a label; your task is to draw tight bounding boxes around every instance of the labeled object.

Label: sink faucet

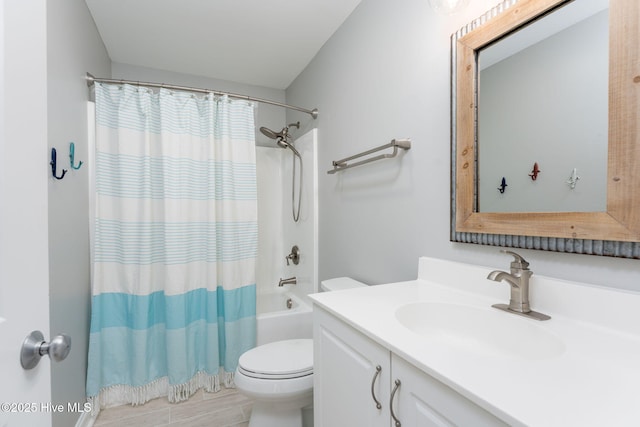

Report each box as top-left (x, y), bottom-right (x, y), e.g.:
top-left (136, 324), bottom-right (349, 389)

top-left (278, 276), bottom-right (297, 287)
top-left (487, 250), bottom-right (550, 321)
top-left (487, 250), bottom-right (532, 313)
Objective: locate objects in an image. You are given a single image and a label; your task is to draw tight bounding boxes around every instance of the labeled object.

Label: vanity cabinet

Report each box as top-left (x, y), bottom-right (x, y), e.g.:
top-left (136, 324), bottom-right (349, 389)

top-left (314, 307), bottom-right (507, 427)
top-left (314, 307), bottom-right (390, 426)
top-left (392, 354), bottom-right (507, 427)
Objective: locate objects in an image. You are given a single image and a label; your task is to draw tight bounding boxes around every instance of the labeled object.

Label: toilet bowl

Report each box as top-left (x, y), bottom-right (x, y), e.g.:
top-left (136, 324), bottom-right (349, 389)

top-left (236, 278), bottom-right (366, 427)
top-left (235, 339), bottom-right (313, 427)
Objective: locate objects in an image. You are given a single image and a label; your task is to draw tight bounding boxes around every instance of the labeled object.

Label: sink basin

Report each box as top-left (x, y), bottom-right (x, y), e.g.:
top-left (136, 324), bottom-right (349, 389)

top-left (395, 302), bottom-right (565, 360)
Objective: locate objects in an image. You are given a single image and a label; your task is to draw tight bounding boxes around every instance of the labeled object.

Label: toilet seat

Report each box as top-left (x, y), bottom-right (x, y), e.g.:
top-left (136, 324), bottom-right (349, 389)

top-left (238, 339), bottom-right (313, 380)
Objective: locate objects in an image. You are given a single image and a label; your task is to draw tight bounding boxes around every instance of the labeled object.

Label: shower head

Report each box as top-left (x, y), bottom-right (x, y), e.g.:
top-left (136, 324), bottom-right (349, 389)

top-left (276, 138), bottom-right (300, 157)
top-left (260, 122), bottom-right (301, 157)
top-left (276, 138), bottom-right (288, 149)
top-left (260, 126), bottom-right (283, 140)
top-left (261, 122), bottom-right (304, 223)
top-left (260, 122), bottom-right (300, 141)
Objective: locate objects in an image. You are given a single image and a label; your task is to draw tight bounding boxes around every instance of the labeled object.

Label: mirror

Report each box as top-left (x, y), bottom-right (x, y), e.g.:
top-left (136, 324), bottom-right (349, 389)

top-left (451, 0), bottom-right (640, 257)
top-left (478, 1), bottom-right (608, 213)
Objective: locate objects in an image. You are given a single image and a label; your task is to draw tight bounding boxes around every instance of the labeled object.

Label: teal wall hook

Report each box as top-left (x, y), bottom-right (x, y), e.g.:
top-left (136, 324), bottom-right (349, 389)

top-left (69, 142), bottom-right (83, 170)
top-left (50, 148), bottom-right (67, 180)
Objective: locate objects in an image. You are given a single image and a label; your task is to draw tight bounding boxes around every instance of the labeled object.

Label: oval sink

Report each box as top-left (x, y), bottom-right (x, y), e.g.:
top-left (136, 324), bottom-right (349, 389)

top-left (395, 302), bottom-right (565, 360)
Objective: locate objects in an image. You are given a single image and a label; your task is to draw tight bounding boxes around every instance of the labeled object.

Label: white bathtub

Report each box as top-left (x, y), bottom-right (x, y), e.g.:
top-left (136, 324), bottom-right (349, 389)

top-left (256, 292), bottom-right (313, 346)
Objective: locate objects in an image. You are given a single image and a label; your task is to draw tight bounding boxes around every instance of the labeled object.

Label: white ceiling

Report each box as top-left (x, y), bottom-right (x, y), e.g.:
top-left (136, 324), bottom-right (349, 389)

top-left (86, 0), bottom-right (362, 90)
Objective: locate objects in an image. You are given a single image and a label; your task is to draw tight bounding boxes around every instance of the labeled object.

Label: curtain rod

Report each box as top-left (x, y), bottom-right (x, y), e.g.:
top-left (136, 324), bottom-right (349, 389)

top-left (85, 73), bottom-right (318, 119)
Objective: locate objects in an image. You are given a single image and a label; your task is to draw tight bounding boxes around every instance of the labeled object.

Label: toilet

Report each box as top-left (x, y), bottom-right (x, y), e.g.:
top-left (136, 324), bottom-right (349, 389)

top-left (235, 277), bottom-right (366, 427)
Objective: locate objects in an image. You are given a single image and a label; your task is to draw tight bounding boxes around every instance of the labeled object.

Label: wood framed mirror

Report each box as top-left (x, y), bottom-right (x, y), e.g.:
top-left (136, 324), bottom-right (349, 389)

top-left (451, 0), bottom-right (640, 258)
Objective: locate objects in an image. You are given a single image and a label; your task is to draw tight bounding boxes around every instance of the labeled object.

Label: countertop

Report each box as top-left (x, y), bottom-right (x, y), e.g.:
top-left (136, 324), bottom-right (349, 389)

top-left (309, 257), bottom-right (640, 426)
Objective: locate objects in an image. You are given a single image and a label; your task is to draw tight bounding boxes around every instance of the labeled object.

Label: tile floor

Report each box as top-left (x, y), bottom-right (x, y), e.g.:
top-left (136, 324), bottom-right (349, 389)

top-left (93, 387), bottom-right (253, 427)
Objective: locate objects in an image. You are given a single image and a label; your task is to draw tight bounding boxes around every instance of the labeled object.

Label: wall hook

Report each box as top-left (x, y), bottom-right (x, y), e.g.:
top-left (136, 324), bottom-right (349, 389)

top-left (566, 168), bottom-right (580, 189)
top-left (50, 148), bottom-right (67, 180)
top-left (528, 162), bottom-right (541, 180)
top-left (69, 142), bottom-right (83, 170)
top-left (497, 177), bottom-right (508, 193)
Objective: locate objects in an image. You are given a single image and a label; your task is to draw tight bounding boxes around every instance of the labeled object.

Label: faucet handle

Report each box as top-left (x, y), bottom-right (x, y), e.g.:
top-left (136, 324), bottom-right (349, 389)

top-left (500, 250), bottom-right (530, 270)
top-left (285, 245), bottom-right (300, 266)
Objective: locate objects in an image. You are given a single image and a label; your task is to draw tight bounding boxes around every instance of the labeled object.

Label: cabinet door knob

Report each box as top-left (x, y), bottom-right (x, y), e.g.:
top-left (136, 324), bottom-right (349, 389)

top-left (390, 379), bottom-right (402, 427)
top-left (370, 365), bottom-right (382, 409)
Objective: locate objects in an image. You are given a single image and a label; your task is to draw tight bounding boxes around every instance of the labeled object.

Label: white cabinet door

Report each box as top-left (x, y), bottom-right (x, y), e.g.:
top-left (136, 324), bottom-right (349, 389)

top-left (391, 354), bottom-right (508, 427)
top-left (314, 308), bottom-right (390, 427)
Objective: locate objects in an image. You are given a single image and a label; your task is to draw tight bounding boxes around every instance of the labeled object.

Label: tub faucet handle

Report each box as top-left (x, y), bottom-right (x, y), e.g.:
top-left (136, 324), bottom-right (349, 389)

top-left (285, 245), bottom-right (300, 266)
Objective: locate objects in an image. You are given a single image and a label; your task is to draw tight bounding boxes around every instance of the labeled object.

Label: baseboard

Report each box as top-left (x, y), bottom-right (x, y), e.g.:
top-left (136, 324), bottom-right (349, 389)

top-left (75, 411), bottom-right (96, 427)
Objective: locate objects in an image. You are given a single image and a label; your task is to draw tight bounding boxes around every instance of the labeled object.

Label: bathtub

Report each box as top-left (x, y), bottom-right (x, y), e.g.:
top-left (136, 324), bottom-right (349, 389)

top-left (256, 292), bottom-right (313, 346)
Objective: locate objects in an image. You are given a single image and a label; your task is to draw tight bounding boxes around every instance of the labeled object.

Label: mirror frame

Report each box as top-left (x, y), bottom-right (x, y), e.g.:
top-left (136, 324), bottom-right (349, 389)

top-left (451, 0), bottom-right (640, 258)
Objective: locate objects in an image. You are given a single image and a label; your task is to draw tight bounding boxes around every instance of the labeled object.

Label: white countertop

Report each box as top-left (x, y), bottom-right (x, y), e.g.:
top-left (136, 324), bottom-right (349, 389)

top-left (309, 257), bottom-right (640, 427)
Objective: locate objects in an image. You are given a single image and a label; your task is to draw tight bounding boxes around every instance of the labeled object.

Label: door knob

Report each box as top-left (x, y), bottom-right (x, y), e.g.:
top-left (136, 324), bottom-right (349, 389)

top-left (20, 330), bottom-right (71, 370)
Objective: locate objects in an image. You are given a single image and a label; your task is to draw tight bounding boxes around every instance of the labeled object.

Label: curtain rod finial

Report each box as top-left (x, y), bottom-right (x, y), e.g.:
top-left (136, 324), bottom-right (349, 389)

top-left (86, 72), bottom-right (96, 87)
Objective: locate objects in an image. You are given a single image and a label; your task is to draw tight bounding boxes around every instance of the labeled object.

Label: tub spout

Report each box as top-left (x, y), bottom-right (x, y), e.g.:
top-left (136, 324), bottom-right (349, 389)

top-left (278, 277), bottom-right (297, 287)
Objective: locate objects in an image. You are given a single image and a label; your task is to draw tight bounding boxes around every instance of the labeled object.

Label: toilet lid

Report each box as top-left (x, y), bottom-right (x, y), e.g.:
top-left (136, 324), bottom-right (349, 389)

top-left (238, 339), bottom-right (313, 379)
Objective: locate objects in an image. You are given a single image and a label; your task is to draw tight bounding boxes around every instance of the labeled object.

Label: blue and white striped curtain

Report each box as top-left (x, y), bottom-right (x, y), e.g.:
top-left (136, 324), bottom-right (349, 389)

top-left (86, 84), bottom-right (257, 409)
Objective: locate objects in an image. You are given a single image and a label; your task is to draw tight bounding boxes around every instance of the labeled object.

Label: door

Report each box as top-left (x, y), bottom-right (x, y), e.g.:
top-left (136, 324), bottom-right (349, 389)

top-left (0, 1), bottom-right (53, 426)
top-left (392, 355), bottom-right (507, 427)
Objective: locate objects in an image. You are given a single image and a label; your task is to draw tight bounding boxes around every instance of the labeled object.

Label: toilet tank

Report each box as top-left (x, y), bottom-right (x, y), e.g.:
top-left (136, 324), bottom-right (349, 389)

top-left (320, 277), bottom-right (367, 292)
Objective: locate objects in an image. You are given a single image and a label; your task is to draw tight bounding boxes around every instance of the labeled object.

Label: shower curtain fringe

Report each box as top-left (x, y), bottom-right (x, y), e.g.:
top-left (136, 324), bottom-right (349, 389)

top-left (88, 369), bottom-right (236, 416)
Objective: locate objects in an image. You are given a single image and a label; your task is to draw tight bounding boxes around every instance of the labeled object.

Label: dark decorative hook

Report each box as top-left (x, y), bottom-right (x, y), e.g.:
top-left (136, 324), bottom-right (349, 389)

top-left (498, 177), bottom-right (508, 194)
top-left (50, 148), bottom-right (67, 180)
top-left (69, 142), bottom-right (83, 170)
top-left (529, 162), bottom-right (541, 180)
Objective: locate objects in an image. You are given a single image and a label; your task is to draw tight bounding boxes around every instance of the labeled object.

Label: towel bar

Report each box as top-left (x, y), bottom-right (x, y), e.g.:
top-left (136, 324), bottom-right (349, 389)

top-left (327, 139), bottom-right (411, 174)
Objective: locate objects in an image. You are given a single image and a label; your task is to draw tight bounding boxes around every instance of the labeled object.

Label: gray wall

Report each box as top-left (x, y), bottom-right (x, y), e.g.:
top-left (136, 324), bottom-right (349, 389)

top-left (46, 1), bottom-right (110, 425)
top-left (286, 0), bottom-right (640, 291)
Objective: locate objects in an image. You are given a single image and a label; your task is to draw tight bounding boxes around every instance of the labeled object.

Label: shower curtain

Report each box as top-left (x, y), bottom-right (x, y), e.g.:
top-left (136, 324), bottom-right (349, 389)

top-left (86, 83), bottom-right (257, 409)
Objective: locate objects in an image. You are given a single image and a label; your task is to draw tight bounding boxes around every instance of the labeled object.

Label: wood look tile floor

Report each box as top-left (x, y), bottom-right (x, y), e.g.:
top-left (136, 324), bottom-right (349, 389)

top-left (93, 387), bottom-right (253, 427)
